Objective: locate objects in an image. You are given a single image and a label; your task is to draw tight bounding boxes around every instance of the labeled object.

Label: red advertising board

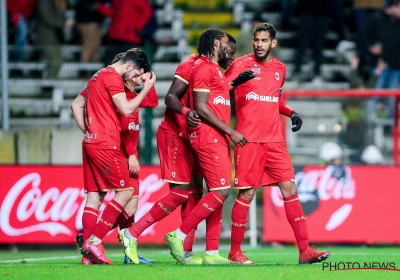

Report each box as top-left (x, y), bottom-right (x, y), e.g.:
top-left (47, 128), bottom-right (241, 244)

top-left (263, 165), bottom-right (400, 244)
top-left (0, 165), bottom-right (181, 244)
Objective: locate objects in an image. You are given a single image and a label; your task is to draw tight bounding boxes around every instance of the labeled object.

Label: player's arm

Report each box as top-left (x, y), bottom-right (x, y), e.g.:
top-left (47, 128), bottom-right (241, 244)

top-left (279, 95), bottom-right (303, 132)
top-left (165, 76), bottom-right (201, 127)
top-left (70, 94), bottom-right (87, 134)
top-left (113, 72), bottom-right (156, 116)
top-left (194, 90), bottom-right (247, 146)
top-left (140, 87), bottom-right (159, 108)
top-left (121, 130), bottom-right (140, 174)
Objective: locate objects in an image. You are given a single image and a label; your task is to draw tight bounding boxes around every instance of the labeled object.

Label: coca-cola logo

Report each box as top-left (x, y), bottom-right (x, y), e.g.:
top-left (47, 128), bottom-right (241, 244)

top-left (0, 172), bottom-right (165, 238)
top-left (270, 165), bottom-right (356, 231)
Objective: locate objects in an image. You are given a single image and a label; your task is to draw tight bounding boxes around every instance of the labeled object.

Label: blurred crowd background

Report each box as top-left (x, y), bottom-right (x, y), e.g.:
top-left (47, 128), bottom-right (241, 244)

top-left (1, 0), bottom-right (400, 166)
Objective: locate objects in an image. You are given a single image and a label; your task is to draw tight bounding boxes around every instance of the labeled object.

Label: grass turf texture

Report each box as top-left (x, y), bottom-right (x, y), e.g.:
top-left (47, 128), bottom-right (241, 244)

top-left (0, 246), bottom-right (399, 280)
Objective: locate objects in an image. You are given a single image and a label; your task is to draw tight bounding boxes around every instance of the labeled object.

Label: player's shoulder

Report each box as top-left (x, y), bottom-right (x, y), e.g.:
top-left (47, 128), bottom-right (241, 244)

top-left (270, 57), bottom-right (286, 71)
top-left (235, 53), bottom-right (255, 64)
top-left (180, 54), bottom-right (198, 67)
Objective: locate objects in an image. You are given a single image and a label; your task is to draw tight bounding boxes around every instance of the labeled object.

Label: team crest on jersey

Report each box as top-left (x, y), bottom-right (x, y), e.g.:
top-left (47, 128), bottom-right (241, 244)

top-left (120, 180), bottom-right (125, 187)
top-left (172, 172), bottom-right (176, 178)
top-left (252, 64), bottom-right (261, 74)
top-left (275, 72), bottom-right (280, 81)
top-left (216, 68), bottom-right (224, 78)
top-left (220, 178), bottom-right (225, 185)
top-left (234, 178), bottom-right (238, 185)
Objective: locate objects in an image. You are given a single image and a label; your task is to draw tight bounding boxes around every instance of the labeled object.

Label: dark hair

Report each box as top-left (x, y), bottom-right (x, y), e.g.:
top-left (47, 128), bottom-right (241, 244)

top-left (253, 23), bottom-right (276, 40)
top-left (119, 48), bottom-right (151, 72)
top-left (111, 52), bottom-right (125, 64)
top-left (390, 0), bottom-right (400, 5)
top-left (226, 33), bottom-right (236, 44)
top-left (197, 28), bottom-right (226, 59)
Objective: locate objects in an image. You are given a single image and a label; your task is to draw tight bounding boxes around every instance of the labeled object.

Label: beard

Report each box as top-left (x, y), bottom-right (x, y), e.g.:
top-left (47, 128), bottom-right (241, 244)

top-left (121, 69), bottom-right (132, 81)
top-left (253, 46), bottom-right (272, 62)
top-left (218, 43), bottom-right (227, 62)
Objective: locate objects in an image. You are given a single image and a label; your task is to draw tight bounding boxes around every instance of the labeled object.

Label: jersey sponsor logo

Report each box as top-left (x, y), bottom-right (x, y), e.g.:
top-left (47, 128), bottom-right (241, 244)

top-left (246, 92), bottom-right (279, 103)
top-left (83, 132), bottom-right (97, 143)
top-left (275, 72), bottom-right (280, 81)
top-left (128, 122), bottom-right (139, 130)
top-left (213, 96), bottom-right (230, 106)
top-left (246, 92), bottom-right (259, 101)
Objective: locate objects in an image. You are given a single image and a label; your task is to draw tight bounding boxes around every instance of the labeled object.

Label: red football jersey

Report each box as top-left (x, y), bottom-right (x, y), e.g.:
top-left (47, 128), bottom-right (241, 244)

top-left (81, 66), bottom-right (125, 149)
top-left (159, 54), bottom-right (198, 137)
top-left (120, 86), bottom-right (158, 157)
top-left (225, 54), bottom-right (286, 143)
top-left (189, 55), bottom-right (231, 147)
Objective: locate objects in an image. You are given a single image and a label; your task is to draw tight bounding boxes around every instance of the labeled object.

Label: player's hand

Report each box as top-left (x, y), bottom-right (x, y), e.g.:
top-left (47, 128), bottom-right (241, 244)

top-left (186, 110), bottom-right (201, 127)
top-left (231, 70), bottom-right (255, 87)
top-left (128, 155), bottom-right (140, 175)
top-left (230, 130), bottom-right (248, 147)
top-left (291, 111), bottom-right (303, 132)
top-left (143, 71), bottom-right (156, 91)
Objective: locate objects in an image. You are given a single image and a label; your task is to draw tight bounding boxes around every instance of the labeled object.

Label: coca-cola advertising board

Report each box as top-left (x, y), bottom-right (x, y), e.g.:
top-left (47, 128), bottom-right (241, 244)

top-left (0, 165), bottom-right (181, 244)
top-left (263, 165), bottom-right (400, 243)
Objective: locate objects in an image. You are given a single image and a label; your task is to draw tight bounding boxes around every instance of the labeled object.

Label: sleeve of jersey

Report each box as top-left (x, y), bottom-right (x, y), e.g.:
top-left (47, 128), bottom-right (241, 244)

top-left (192, 64), bottom-right (212, 93)
top-left (140, 87), bottom-right (159, 108)
top-left (105, 72), bottom-right (125, 98)
top-left (278, 66), bottom-right (293, 117)
top-left (120, 130), bottom-right (137, 156)
top-left (174, 60), bottom-right (191, 85)
top-left (79, 88), bottom-right (87, 98)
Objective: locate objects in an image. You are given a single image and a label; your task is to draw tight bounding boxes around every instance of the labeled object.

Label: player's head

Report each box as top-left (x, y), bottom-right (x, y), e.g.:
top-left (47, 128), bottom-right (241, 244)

top-left (197, 28), bottom-right (230, 62)
top-left (252, 23), bottom-right (277, 62)
top-left (118, 48), bottom-right (150, 81)
top-left (219, 33), bottom-right (236, 69)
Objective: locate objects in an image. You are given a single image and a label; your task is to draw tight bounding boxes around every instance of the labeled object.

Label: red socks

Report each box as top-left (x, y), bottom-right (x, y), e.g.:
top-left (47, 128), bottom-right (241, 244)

top-left (91, 200), bottom-right (124, 240)
top-left (283, 194), bottom-right (309, 253)
top-left (180, 192), bottom-right (225, 235)
top-left (182, 187), bottom-right (203, 252)
top-left (128, 188), bottom-right (189, 238)
top-left (82, 207), bottom-right (99, 240)
top-left (117, 210), bottom-right (135, 230)
top-left (230, 196), bottom-right (251, 255)
top-left (205, 203), bottom-right (223, 251)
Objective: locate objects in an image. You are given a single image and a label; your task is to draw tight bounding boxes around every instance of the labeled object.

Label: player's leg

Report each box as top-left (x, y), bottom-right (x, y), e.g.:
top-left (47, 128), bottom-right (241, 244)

top-left (228, 143), bottom-right (264, 264)
top-left (120, 128), bottom-right (192, 263)
top-left (181, 172), bottom-right (204, 264)
top-left (165, 143), bottom-right (232, 265)
top-left (82, 148), bottom-right (133, 264)
top-left (265, 143), bottom-right (330, 264)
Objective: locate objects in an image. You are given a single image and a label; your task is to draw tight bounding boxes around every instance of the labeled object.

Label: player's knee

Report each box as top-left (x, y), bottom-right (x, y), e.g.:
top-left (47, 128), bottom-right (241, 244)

top-left (238, 188), bottom-right (255, 201)
top-left (217, 188), bottom-right (230, 199)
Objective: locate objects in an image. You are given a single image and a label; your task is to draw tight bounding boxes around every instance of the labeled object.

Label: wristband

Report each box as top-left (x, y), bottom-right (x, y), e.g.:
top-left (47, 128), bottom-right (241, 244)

top-left (181, 107), bottom-right (190, 116)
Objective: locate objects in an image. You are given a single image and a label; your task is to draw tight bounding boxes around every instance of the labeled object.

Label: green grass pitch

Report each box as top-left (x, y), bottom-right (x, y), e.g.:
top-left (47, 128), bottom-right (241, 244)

top-left (0, 245), bottom-right (399, 280)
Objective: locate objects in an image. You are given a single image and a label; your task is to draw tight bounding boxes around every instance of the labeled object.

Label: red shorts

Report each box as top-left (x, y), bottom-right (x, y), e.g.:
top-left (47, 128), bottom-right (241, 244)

top-left (82, 147), bottom-right (133, 193)
top-left (157, 128), bottom-right (193, 184)
top-left (192, 143), bottom-right (231, 191)
top-left (234, 142), bottom-right (295, 189)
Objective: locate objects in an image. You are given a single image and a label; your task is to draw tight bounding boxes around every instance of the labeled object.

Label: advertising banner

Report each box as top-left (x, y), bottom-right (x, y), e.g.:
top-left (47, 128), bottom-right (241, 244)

top-left (0, 165), bottom-right (180, 244)
top-left (263, 165), bottom-right (400, 243)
